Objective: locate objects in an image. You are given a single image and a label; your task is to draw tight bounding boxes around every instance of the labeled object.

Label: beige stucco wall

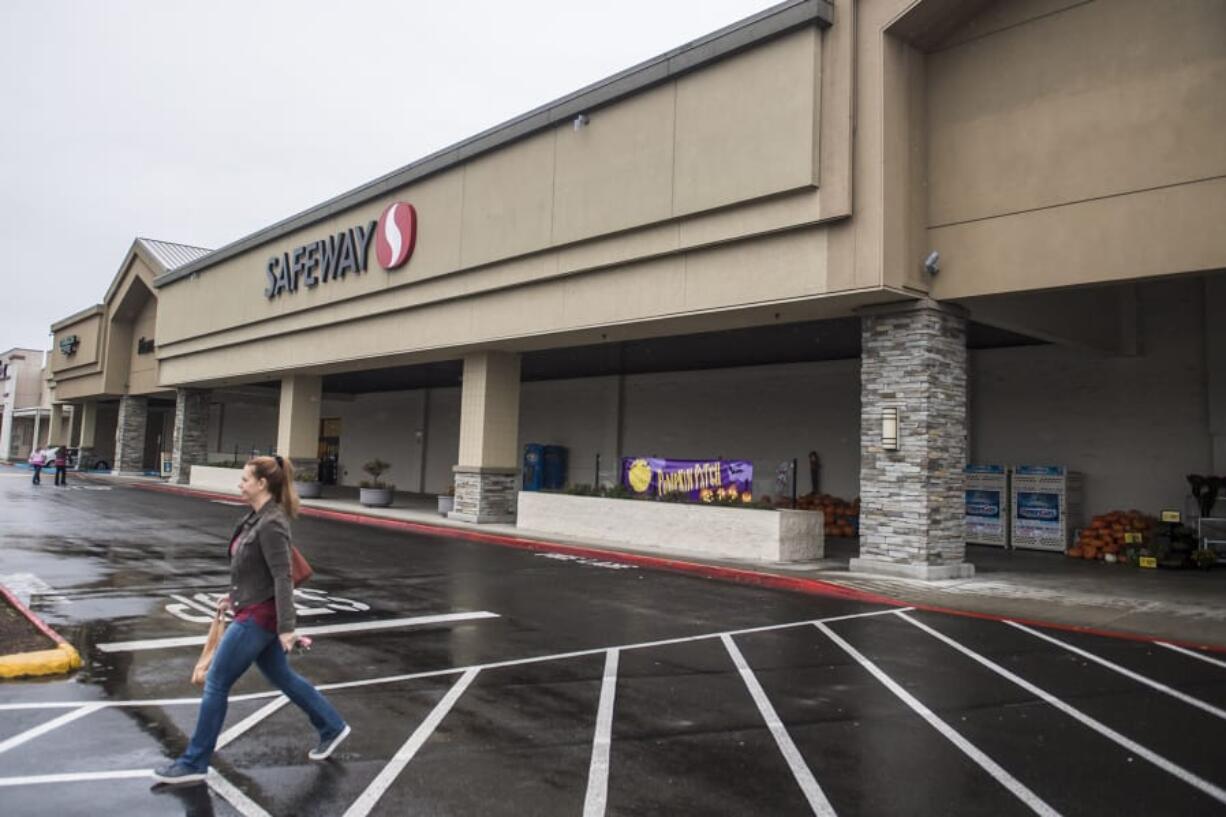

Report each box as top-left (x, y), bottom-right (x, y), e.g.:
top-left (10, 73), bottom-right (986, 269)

top-left (154, 23), bottom-right (874, 386)
top-left (127, 294), bottom-right (159, 394)
top-left (926, 0), bottom-right (1226, 298)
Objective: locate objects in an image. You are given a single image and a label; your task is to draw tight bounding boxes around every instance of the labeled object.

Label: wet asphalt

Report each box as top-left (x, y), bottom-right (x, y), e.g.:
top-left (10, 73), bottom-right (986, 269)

top-left (1, 469), bottom-right (1225, 816)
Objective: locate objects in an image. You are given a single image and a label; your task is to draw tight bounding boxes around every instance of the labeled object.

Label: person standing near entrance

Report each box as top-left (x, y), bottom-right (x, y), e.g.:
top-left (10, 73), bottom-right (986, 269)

top-left (153, 454), bottom-right (350, 785)
top-left (53, 446), bottom-right (68, 486)
top-left (29, 448), bottom-right (45, 485)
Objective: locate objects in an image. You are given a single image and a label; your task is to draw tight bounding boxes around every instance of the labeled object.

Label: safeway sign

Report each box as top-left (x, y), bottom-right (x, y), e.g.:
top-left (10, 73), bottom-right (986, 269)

top-left (264, 201), bottom-right (418, 299)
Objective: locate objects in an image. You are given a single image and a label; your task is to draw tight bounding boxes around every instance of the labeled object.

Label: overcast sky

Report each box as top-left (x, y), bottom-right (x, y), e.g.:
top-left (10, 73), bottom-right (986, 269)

top-left (0, 0), bottom-right (779, 352)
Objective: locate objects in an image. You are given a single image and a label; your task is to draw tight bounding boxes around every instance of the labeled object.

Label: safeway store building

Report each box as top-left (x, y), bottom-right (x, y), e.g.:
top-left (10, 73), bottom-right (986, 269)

top-left (48, 0), bottom-right (1226, 578)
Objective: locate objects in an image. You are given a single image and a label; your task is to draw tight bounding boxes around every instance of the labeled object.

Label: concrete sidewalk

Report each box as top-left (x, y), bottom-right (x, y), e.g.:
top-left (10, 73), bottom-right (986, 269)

top-left (84, 472), bottom-right (1226, 649)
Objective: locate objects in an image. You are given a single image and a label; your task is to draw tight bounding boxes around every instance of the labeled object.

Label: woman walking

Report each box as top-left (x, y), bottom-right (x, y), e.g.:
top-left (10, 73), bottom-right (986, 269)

top-left (29, 448), bottom-right (45, 485)
top-left (53, 446), bottom-right (67, 486)
top-left (154, 455), bottom-right (349, 784)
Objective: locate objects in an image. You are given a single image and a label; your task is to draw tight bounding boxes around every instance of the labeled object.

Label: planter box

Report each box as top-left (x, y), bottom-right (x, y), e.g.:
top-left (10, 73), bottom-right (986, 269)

top-left (297, 482), bottom-right (323, 499)
top-left (189, 465), bottom-right (243, 496)
top-left (360, 487), bottom-right (394, 507)
top-left (438, 495), bottom-right (455, 516)
top-left (517, 492), bottom-right (822, 563)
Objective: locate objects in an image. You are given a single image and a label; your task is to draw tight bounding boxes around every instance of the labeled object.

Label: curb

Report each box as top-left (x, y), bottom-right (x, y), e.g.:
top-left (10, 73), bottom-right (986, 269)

top-left (0, 583), bottom-right (82, 679)
top-left (134, 482), bottom-right (1226, 655)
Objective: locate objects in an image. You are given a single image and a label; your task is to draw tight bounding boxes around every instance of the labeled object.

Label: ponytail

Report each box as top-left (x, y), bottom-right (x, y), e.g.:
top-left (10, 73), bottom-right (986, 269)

top-left (248, 454), bottom-right (300, 518)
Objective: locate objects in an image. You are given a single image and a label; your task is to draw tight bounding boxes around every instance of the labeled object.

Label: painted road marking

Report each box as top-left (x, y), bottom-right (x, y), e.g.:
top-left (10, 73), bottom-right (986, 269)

top-left (164, 587), bottom-right (372, 623)
top-left (1157, 641), bottom-right (1226, 671)
top-left (815, 622), bottom-right (1060, 817)
top-left (1009, 621), bottom-right (1226, 722)
top-left (208, 769), bottom-right (275, 817)
top-left (898, 612), bottom-right (1226, 807)
top-left (582, 649), bottom-right (620, 817)
top-left (217, 695), bottom-right (290, 750)
top-left (95, 610), bottom-right (501, 653)
top-left (342, 667), bottom-right (481, 817)
top-left (0, 704), bottom-right (103, 755)
top-left (0, 607), bottom-right (909, 712)
top-left (535, 552), bottom-right (638, 571)
top-left (0, 768), bottom-right (154, 787)
top-left (722, 633), bottom-right (836, 817)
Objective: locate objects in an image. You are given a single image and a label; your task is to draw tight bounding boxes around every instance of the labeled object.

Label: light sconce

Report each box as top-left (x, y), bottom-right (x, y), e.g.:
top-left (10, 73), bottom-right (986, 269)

top-left (573, 113), bottom-right (590, 131)
top-left (881, 406), bottom-right (900, 451)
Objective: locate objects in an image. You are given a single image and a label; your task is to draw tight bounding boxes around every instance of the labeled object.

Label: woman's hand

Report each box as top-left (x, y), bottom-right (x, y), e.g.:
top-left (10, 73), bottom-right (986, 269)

top-left (216, 595), bottom-right (232, 614)
top-left (279, 632), bottom-right (297, 653)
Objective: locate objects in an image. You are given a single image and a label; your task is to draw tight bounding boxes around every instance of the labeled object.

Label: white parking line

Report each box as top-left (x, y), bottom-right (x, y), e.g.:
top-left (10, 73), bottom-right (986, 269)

top-left (0, 704), bottom-right (104, 755)
top-left (1009, 622), bottom-right (1226, 722)
top-left (814, 622), bottom-right (1059, 817)
top-left (1157, 641), bottom-right (1226, 670)
top-left (0, 607), bottom-right (909, 713)
top-left (217, 696), bottom-right (290, 750)
top-left (208, 769), bottom-right (275, 817)
top-left (343, 668), bottom-right (481, 817)
top-left (898, 612), bottom-right (1226, 807)
top-left (582, 649), bottom-right (620, 817)
top-left (722, 634), bottom-right (836, 817)
top-left (0, 768), bottom-right (153, 787)
top-left (95, 611), bottom-right (502, 653)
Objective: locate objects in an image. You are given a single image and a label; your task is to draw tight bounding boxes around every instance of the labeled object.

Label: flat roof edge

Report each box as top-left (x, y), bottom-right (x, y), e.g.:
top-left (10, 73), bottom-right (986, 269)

top-left (155, 0), bottom-right (832, 289)
top-left (51, 305), bottom-right (104, 332)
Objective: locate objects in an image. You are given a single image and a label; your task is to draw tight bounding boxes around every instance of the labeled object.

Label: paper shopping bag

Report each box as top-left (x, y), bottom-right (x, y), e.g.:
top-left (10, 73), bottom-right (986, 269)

top-left (191, 610), bottom-right (226, 685)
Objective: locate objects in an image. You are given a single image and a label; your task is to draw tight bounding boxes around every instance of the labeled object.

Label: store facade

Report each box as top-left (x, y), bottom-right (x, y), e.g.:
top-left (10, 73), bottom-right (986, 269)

top-left (54, 0), bottom-right (1226, 578)
top-left (48, 238), bottom-right (212, 475)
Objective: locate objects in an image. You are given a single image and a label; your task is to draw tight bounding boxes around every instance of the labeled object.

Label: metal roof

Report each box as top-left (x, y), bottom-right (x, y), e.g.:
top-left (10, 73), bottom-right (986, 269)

top-left (137, 238), bottom-right (213, 272)
top-left (155, 0), bottom-right (833, 288)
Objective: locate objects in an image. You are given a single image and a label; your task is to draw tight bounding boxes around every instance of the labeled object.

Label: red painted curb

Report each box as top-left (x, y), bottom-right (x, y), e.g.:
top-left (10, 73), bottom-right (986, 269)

top-left (0, 582), bottom-right (69, 649)
top-left (133, 482), bottom-right (1226, 655)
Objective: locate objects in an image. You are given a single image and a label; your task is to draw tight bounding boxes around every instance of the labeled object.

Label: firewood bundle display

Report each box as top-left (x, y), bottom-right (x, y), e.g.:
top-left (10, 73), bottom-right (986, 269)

top-left (1068, 510), bottom-right (1156, 561)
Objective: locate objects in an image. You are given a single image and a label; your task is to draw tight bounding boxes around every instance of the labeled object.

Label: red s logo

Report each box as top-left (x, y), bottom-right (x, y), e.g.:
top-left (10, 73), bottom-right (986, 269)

top-left (375, 202), bottom-right (417, 270)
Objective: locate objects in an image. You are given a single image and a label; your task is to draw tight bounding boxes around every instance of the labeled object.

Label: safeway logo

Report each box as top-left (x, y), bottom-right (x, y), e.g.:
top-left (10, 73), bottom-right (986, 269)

top-left (375, 202), bottom-right (417, 270)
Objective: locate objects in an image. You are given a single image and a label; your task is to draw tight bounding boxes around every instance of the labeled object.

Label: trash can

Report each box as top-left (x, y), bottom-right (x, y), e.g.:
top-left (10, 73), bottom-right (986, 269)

top-left (542, 445), bottom-right (568, 491)
top-left (522, 444), bottom-right (544, 492)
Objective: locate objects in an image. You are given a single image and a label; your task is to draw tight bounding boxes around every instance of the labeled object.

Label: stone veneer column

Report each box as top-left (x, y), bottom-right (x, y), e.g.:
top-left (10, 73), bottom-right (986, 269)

top-left (74, 400), bottom-right (97, 470)
top-left (170, 388), bottom-right (211, 484)
top-left (850, 300), bottom-right (973, 580)
top-left (113, 395), bottom-right (149, 475)
top-left (451, 351), bottom-right (521, 523)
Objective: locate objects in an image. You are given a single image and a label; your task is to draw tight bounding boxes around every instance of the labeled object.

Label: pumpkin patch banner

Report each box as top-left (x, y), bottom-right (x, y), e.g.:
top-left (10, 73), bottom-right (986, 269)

top-left (621, 457), bottom-right (754, 503)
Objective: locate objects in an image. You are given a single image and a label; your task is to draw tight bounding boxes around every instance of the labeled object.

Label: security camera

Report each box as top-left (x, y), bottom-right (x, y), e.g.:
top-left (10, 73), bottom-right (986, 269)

top-left (923, 251), bottom-right (940, 275)
top-left (573, 113), bottom-right (590, 131)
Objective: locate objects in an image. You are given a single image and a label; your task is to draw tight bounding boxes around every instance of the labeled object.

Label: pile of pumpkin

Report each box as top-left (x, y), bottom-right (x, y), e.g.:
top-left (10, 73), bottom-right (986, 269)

top-left (1068, 510), bottom-right (1156, 562)
top-left (795, 493), bottom-right (860, 538)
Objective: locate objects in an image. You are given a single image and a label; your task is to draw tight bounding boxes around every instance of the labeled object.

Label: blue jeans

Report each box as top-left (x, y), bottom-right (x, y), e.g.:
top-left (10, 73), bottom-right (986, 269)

top-left (179, 619), bottom-right (345, 772)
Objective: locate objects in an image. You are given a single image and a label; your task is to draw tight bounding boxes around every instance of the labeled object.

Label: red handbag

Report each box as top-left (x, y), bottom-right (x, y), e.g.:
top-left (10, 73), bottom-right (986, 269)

top-left (290, 546), bottom-right (314, 587)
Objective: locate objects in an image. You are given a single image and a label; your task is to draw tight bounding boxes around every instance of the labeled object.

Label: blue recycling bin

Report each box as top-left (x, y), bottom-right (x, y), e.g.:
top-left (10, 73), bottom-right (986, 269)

top-left (522, 444), bottom-right (544, 491)
top-left (542, 445), bottom-right (568, 491)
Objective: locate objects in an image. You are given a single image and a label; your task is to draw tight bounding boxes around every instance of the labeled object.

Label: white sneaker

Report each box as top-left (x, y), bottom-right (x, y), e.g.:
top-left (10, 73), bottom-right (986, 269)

top-left (308, 724), bottom-right (351, 760)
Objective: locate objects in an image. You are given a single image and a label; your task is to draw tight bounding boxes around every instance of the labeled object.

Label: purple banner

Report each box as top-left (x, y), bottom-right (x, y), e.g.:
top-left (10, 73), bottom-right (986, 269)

top-left (621, 457), bottom-right (754, 502)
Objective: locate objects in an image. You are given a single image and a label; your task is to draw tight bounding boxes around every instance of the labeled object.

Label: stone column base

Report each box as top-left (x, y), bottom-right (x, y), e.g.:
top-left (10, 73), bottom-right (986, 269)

top-left (74, 447), bottom-right (95, 471)
top-left (450, 466), bottom-right (518, 523)
top-left (848, 557), bottom-right (975, 581)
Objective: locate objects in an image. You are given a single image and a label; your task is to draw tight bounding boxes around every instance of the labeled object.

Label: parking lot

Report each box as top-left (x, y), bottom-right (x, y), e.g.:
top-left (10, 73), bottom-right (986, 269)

top-left (1, 472), bottom-right (1225, 816)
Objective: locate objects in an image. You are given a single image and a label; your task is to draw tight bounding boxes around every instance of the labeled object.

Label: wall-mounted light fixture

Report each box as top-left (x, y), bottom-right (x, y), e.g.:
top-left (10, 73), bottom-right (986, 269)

top-left (881, 406), bottom-right (900, 451)
top-left (573, 113), bottom-right (590, 131)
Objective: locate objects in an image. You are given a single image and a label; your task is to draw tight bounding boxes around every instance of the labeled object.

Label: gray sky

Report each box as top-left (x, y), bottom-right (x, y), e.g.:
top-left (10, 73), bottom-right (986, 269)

top-left (0, 0), bottom-right (778, 352)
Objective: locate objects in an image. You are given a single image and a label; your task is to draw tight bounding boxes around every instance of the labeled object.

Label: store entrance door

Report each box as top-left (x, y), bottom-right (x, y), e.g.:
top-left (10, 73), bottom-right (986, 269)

top-left (318, 417), bottom-right (341, 485)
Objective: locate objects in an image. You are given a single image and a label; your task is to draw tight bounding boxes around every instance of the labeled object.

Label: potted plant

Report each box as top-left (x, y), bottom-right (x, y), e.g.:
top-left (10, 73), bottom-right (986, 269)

top-left (294, 465), bottom-right (323, 499)
top-left (359, 458), bottom-right (394, 507)
top-left (437, 483), bottom-right (456, 516)
top-left (1192, 548), bottom-right (1217, 571)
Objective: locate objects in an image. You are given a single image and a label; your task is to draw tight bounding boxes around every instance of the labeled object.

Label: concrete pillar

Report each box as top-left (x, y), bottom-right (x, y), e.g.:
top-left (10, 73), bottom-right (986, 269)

top-left (75, 400), bottom-right (98, 470)
top-left (0, 396), bottom-right (13, 462)
top-left (451, 351), bottom-right (521, 523)
top-left (47, 404), bottom-right (67, 446)
top-left (113, 395), bottom-right (149, 474)
top-left (850, 300), bottom-right (974, 580)
top-left (277, 375), bottom-right (321, 472)
top-left (69, 403), bottom-right (83, 448)
top-left (31, 410), bottom-right (42, 452)
top-left (170, 388), bottom-right (211, 484)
